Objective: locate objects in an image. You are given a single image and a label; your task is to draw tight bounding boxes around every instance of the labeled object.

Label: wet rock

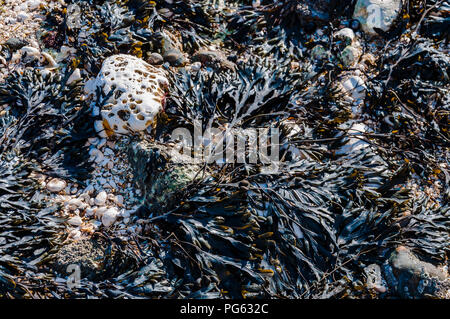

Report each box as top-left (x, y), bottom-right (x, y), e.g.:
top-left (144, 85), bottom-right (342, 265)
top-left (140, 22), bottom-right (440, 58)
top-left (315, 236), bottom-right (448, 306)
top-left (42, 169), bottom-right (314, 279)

top-left (4, 38), bottom-right (29, 52)
top-left (335, 73), bottom-right (366, 106)
top-left (364, 264), bottom-right (387, 293)
top-left (163, 49), bottom-right (186, 66)
top-left (52, 238), bottom-right (130, 281)
top-left (350, 19), bottom-right (361, 31)
top-left (159, 32), bottom-right (186, 66)
top-left (311, 45), bottom-right (329, 61)
top-left (338, 44), bottom-right (362, 67)
top-left (353, 0), bottom-right (402, 36)
top-left (334, 28), bottom-right (356, 45)
top-left (386, 246), bottom-right (449, 298)
top-left (192, 49), bottom-right (236, 71)
top-left (128, 140), bottom-right (204, 216)
top-left (335, 122), bottom-right (370, 155)
top-left (147, 52), bottom-right (164, 65)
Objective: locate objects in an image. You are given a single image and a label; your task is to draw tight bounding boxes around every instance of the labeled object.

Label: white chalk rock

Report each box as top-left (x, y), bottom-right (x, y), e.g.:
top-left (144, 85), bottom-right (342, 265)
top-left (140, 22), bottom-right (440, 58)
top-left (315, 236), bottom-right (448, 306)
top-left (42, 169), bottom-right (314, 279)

top-left (27, 0), bottom-right (42, 10)
top-left (46, 178), bottom-right (67, 193)
top-left (102, 207), bottom-right (119, 227)
top-left (94, 191), bottom-right (107, 206)
top-left (353, 0), bottom-right (402, 36)
top-left (87, 54), bottom-right (168, 136)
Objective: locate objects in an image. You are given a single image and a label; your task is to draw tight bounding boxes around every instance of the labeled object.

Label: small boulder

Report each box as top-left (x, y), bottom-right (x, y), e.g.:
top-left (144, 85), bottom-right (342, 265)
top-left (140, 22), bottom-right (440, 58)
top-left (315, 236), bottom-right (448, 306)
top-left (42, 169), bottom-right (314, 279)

top-left (353, 0), bottom-right (402, 36)
top-left (386, 246), bottom-right (449, 298)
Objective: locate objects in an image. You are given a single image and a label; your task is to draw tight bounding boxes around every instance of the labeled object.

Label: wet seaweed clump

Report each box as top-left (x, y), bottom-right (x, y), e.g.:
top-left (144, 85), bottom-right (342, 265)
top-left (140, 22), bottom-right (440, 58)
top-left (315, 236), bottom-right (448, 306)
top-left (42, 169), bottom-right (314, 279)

top-left (0, 0), bottom-right (449, 299)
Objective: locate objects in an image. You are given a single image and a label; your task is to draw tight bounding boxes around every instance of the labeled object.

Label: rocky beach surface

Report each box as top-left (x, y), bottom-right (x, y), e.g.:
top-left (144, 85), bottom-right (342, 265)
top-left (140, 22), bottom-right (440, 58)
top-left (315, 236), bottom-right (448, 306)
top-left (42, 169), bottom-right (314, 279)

top-left (0, 0), bottom-right (448, 299)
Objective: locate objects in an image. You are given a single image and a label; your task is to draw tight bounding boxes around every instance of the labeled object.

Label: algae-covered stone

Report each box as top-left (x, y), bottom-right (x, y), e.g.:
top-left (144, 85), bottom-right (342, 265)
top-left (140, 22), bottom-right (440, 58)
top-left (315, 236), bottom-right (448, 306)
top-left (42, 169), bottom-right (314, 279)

top-left (386, 246), bottom-right (449, 298)
top-left (128, 140), bottom-right (205, 216)
top-left (338, 45), bottom-right (362, 67)
top-left (52, 238), bottom-right (131, 281)
top-left (311, 45), bottom-right (329, 61)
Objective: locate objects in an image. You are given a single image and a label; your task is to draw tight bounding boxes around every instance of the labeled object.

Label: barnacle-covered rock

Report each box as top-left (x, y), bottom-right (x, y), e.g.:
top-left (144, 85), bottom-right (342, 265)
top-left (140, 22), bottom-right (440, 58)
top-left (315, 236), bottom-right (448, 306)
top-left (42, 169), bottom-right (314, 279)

top-left (353, 0), bottom-right (403, 36)
top-left (86, 54), bottom-right (168, 136)
top-left (52, 237), bottom-right (131, 281)
top-left (385, 246), bottom-right (449, 298)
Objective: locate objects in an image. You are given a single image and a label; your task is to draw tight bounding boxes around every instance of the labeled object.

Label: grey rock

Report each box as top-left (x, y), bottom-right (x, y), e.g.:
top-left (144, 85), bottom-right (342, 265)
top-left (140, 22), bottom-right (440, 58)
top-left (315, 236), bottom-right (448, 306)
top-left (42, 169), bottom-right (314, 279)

top-left (353, 0), bottom-right (402, 36)
top-left (163, 49), bottom-right (185, 66)
top-left (147, 52), bottom-right (164, 65)
top-left (4, 38), bottom-right (29, 52)
top-left (128, 140), bottom-right (205, 216)
top-left (386, 246), bottom-right (449, 298)
top-left (192, 50), bottom-right (236, 71)
top-left (52, 237), bottom-right (131, 281)
top-left (364, 264), bottom-right (387, 293)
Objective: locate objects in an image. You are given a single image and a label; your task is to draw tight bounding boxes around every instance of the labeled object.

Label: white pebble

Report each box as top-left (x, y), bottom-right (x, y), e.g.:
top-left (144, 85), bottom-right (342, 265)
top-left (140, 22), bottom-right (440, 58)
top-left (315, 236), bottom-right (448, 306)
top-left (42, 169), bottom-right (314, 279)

top-left (67, 68), bottom-right (82, 85)
top-left (102, 207), bottom-right (119, 227)
top-left (95, 206), bottom-right (107, 219)
top-left (17, 11), bottom-right (29, 22)
top-left (94, 191), bottom-right (107, 206)
top-left (27, 0), bottom-right (42, 10)
top-left (68, 216), bottom-right (82, 226)
top-left (69, 229), bottom-right (81, 239)
top-left (46, 178), bottom-right (66, 192)
top-left (84, 184), bottom-right (94, 194)
top-left (85, 207), bottom-right (95, 217)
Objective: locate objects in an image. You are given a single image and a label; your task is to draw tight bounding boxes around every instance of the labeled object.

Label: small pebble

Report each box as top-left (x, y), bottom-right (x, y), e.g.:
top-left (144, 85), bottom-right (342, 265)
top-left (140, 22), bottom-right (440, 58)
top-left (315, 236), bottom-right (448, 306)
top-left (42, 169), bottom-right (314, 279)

top-left (46, 178), bottom-right (66, 193)
top-left (68, 216), bottom-right (82, 226)
top-left (94, 191), bottom-right (107, 206)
